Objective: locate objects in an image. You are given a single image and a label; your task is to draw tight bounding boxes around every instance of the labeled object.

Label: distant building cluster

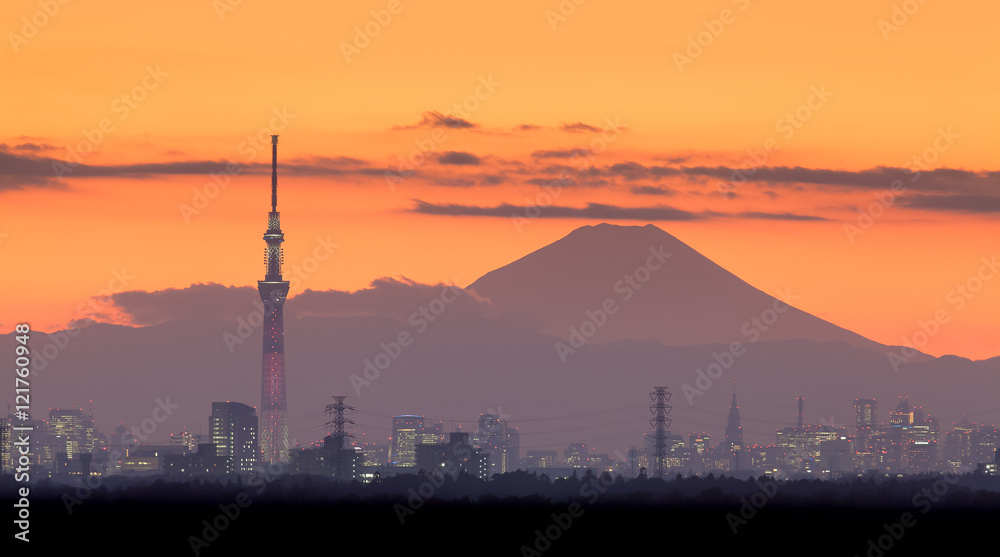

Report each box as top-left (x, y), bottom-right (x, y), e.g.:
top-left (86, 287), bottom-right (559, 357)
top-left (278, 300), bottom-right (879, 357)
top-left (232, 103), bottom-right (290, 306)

top-left (2, 394), bottom-right (997, 483)
top-left (0, 402), bottom-right (265, 480)
top-left (635, 395), bottom-right (999, 479)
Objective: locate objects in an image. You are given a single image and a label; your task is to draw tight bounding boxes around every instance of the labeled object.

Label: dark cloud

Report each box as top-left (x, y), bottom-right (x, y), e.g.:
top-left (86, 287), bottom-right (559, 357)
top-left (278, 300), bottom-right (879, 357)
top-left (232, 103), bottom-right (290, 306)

top-left (478, 174), bottom-right (506, 185)
top-left (560, 122), bottom-right (602, 133)
top-left (731, 211), bottom-right (826, 221)
top-left (0, 151), bottom-right (64, 190)
top-left (437, 151), bottom-right (481, 166)
top-left (13, 142), bottom-right (56, 152)
top-left (901, 194), bottom-right (1000, 213)
top-left (431, 177), bottom-right (478, 187)
top-left (539, 164), bottom-right (576, 175)
top-left (515, 124), bottom-right (541, 131)
top-left (107, 283), bottom-right (260, 326)
top-left (608, 161), bottom-right (668, 181)
top-left (603, 163), bottom-right (1000, 195)
top-left (0, 151), bottom-right (388, 190)
top-left (631, 185), bottom-right (676, 196)
top-left (291, 277), bottom-right (492, 320)
top-left (97, 279), bottom-right (492, 326)
top-left (531, 149), bottom-right (590, 159)
top-left (410, 200), bottom-right (703, 221)
top-left (409, 200), bottom-right (826, 222)
top-left (528, 177), bottom-right (577, 187)
top-left (394, 110), bottom-right (476, 130)
top-left (297, 155), bottom-right (367, 166)
top-left (653, 155), bottom-right (689, 164)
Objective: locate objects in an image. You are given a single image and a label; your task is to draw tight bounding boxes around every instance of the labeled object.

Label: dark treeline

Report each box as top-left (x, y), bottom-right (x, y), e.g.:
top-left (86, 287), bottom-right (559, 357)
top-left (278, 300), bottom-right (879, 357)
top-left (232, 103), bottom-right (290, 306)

top-left (6, 471), bottom-right (1000, 555)
top-left (11, 469), bottom-right (1000, 507)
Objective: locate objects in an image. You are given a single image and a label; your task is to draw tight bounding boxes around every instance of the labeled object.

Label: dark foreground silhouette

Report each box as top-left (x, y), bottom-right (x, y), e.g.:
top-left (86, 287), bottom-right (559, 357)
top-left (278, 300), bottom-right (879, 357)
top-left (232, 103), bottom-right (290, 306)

top-left (6, 471), bottom-right (999, 555)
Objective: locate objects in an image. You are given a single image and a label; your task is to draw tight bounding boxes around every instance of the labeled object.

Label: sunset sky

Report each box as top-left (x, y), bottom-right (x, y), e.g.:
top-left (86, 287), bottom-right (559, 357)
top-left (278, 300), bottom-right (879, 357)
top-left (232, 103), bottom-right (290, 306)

top-left (3, 0), bottom-right (999, 359)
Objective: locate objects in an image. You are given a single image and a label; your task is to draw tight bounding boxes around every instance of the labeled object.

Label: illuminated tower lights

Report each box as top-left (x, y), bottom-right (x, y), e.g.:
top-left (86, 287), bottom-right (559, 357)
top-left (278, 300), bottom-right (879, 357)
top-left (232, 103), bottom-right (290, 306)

top-left (258, 135), bottom-right (290, 465)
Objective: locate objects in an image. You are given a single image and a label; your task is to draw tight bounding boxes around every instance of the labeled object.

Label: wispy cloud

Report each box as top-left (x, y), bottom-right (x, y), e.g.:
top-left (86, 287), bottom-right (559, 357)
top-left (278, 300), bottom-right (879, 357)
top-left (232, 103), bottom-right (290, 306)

top-left (901, 194), bottom-right (1000, 213)
top-left (560, 122), bottom-right (602, 133)
top-left (437, 151), bottom-right (481, 165)
top-left (393, 110), bottom-right (477, 130)
top-left (409, 200), bottom-right (826, 221)
top-left (0, 151), bottom-right (391, 189)
top-left (631, 185), bottom-right (677, 196)
top-left (531, 149), bottom-right (590, 159)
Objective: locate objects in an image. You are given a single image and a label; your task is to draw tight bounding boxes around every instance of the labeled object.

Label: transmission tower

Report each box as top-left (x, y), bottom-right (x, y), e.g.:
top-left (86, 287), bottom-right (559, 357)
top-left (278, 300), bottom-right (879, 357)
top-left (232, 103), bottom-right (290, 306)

top-left (325, 396), bottom-right (355, 448)
top-left (649, 387), bottom-right (672, 479)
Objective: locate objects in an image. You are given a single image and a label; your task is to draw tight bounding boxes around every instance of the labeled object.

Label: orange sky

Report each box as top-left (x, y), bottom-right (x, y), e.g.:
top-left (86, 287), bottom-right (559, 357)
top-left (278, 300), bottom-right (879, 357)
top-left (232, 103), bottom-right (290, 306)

top-left (2, 0), bottom-right (999, 359)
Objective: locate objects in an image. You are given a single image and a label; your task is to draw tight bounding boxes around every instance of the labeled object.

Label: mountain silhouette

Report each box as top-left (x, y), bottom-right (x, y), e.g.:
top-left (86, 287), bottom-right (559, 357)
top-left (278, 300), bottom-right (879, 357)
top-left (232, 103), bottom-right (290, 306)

top-left (469, 224), bottom-right (903, 355)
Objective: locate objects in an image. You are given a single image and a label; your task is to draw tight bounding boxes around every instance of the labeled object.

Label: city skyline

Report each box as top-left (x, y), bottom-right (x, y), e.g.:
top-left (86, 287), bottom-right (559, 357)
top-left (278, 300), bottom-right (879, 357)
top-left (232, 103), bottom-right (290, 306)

top-left (6, 390), bottom-right (997, 480)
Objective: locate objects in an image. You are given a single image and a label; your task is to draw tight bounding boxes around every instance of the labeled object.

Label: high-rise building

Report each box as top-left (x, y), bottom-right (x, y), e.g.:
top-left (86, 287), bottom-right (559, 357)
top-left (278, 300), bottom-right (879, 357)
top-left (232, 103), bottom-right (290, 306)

top-left (969, 425), bottom-right (998, 466)
top-left (358, 443), bottom-right (388, 466)
top-left (564, 443), bottom-right (588, 467)
top-left (258, 135), bottom-right (290, 466)
top-left (504, 427), bottom-right (520, 473)
top-left (415, 431), bottom-right (491, 480)
top-left (420, 421), bottom-right (446, 446)
top-left (944, 416), bottom-right (977, 467)
top-left (210, 402), bottom-right (258, 474)
top-left (49, 408), bottom-right (87, 460)
top-left (854, 398), bottom-right (877, 452)
top-left (690, 432), bottom-right (710, 454)
top-left (0, 415), bottom-right (11, 474)
top-left (477, 413), bottom-right (518, 475)
top-left (391, 415), bottom-right (424, 466)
